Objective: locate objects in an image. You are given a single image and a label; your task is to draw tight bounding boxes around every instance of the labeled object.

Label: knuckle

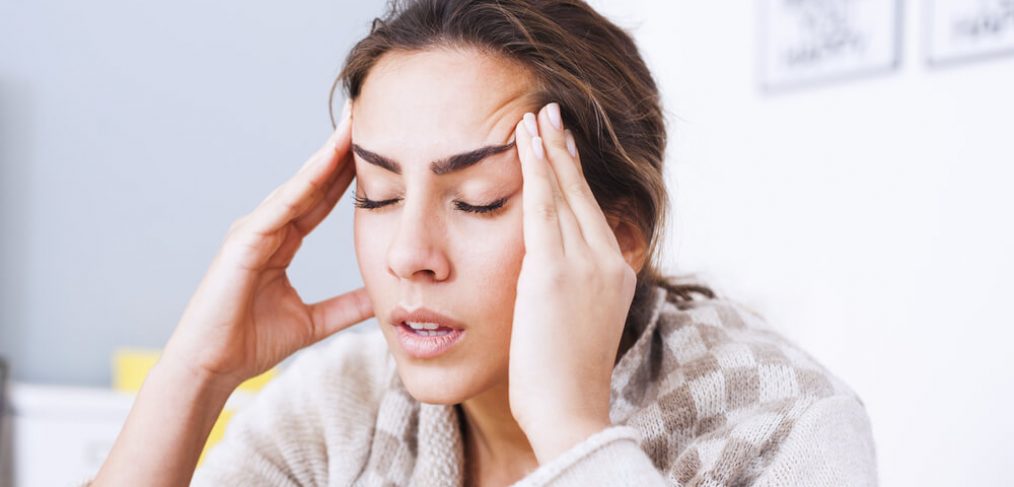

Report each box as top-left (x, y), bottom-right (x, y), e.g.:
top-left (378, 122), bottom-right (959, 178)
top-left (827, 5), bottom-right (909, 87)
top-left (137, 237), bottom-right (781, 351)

top-left (278, 188), bottom-right (305, 216)
top-left (227, 218), bottom-right (244, 233)
top-left (226, 215), bottom-right (250, 236)
top-left (526, 260), bottom-right (567, 288)
top-left (565, 180), bottom-right (590, 198)
top-left (545, 265), bottom-right (569, 287)
top-left (605, 256), bottom-right (630, 279)
top-left (574, 259), bottom-right (596, 280)
top-left (305, 177), bottom-right (325, 199)
top-left (533, 203), bottom-right (557, 222)
top-left (281, 201), bottom-right (302, 219)
top-left (546, 142), bottom-right (570, 159)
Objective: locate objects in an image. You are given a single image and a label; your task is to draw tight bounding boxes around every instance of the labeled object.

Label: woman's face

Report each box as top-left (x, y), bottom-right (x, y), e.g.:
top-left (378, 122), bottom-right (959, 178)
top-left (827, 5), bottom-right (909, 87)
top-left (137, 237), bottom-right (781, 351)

top-left (351, 47), bottom-right (537, 403)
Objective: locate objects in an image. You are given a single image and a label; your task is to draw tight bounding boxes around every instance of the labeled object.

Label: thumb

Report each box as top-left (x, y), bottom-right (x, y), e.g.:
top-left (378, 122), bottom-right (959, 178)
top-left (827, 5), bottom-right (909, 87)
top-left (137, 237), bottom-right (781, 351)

top-left (307, 287), bottom-right (374, 343)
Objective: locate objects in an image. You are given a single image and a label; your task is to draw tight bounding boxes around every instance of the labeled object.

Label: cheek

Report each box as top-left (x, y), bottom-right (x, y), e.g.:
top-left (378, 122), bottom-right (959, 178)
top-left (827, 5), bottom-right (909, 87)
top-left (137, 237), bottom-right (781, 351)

top-left (448, 209), bottom-right (526, 320)
top-left (353, 212), bottom-right (394, 297)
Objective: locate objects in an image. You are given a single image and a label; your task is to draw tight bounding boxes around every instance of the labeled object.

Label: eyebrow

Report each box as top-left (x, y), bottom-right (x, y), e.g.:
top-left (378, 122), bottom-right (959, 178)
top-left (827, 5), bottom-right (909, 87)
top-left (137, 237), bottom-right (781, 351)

top-left (351, 140), bottom-right (516, 175)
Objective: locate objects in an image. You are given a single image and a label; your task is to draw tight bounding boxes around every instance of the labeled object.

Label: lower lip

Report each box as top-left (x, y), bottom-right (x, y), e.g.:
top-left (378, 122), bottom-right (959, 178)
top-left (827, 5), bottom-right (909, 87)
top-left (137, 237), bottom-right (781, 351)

top-left (394, 323), bottom-right (465, 359)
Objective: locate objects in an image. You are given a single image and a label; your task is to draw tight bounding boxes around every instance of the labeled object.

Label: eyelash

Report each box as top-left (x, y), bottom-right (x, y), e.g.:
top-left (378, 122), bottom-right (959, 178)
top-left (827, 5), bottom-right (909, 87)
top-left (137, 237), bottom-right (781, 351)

top-left (352, 194), bottom-right (508, 215)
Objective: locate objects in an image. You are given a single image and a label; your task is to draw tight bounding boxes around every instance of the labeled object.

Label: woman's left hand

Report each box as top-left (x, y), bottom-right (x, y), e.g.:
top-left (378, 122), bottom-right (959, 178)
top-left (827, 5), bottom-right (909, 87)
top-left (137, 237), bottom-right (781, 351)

top-left (508, 103), bottom-right (638, 463)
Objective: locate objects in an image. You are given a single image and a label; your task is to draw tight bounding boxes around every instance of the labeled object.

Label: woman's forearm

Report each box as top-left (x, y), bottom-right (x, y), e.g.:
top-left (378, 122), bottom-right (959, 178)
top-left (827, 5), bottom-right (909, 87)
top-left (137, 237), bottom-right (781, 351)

top-left (90, 358), bottom-right (237, 486)
top-left (88, 109), bottom-right (367, 486)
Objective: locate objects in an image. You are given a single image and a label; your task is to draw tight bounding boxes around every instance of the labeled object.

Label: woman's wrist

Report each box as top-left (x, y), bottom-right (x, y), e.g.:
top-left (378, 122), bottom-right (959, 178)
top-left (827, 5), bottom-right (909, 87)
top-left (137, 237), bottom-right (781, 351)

top-left (150, 355), bottom-right (240, 403)
top-left (158, 333), bottom-right (250, 394)
top-left (522, 414), bottom-right (612, 464)
top-left (91, 348), bottom-right (237, 486)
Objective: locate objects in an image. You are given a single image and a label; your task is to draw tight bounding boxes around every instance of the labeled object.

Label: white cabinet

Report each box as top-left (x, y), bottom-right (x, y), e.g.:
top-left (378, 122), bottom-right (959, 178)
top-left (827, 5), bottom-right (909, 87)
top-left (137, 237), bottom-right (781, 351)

top-left (1, 384), bottom-right (133, 487)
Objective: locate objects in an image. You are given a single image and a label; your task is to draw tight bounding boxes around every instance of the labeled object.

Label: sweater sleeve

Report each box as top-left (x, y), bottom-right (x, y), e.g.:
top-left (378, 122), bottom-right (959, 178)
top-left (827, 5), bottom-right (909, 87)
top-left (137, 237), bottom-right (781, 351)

top-left (511, 426), bottom-right (668, 486)
top-left (750, 395), bottom-right (878, 486)
top-left (191, 331), bottom-right (388, 487)
top-left (512, 394), bottom-right (877, 486)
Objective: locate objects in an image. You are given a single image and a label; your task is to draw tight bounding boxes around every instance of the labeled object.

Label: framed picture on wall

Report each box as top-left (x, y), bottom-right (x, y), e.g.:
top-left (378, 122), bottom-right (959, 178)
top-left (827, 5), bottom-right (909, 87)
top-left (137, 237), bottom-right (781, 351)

top-left (759, 0), bottom-right (902, 90)
top-left (927, 0), bottom-right (1014, 65)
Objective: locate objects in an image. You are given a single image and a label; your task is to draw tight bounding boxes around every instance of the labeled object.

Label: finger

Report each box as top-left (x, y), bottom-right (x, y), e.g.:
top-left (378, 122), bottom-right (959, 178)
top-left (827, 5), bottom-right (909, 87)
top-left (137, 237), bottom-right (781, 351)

top-left (566, 129), bottom-right (583, 172)
top-left (531, 139), bottom-right (586, 257)
top-left (307, 287), bottom-right (374, 343)
top-left (533, 106), bottom-right (588, 255)
top-left (536, 103), bottom-right (621, 253)
top-left (520, 113), bottom-right (586, 257)
top-left (300, 99), bottom-right (353, 171)
top-left (244, 102), bottom-right (353, 236)
top-left (290, 113), bottom-right (356, 235)
top-left (516, 114), bottom-right (564, 258)
top-left (293, 153), bottom-right (355, 235)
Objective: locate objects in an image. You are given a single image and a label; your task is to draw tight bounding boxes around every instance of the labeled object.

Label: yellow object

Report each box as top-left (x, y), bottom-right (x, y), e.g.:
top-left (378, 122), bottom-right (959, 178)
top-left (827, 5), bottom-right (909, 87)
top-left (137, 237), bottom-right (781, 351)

top-left (112, 348), bottom-right (161, 393)
top-left (237, 367), bottom-right (277, 392)
top-left (113, 348), bottom-right (277, 392)
top-left (198, 408), bottom-right (235, 466)
top-left (113, 348), bottom-right (276, 465)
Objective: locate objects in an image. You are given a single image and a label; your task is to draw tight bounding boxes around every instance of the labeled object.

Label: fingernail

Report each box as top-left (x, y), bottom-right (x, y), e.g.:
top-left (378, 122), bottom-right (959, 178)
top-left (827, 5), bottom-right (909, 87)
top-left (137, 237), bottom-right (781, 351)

top-left (532, 136), bottom-right (545, 160)
top-left (523, 112), bottom-right (539, 137)
top-left (547, 103), bottom-right (562, 130)
top-left (565, 130), bottom-right (578, 157)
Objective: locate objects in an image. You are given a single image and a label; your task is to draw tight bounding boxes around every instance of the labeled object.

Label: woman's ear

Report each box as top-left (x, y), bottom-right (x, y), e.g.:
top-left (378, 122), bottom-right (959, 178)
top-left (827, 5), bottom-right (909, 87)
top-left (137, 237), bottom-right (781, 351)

top-left (606, 215), bottom-right (648, 273)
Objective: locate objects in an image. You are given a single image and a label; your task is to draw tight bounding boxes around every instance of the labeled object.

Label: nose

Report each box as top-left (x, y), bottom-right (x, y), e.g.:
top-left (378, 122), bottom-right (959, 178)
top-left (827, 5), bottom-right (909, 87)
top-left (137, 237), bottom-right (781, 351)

top-left (386, 201), bottom-right (452, 282)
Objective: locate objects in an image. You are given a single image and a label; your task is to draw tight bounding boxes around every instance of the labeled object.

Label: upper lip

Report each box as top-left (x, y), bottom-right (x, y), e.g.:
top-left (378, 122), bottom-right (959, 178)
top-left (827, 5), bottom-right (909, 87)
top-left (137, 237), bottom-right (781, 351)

top-left (389, 307), bottom-right (465, 330)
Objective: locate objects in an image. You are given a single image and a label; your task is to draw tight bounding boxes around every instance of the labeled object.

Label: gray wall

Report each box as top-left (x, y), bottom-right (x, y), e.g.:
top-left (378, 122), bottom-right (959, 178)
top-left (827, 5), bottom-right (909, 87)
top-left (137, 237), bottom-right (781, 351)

top-left (0, 1), bottom-right (384, 386)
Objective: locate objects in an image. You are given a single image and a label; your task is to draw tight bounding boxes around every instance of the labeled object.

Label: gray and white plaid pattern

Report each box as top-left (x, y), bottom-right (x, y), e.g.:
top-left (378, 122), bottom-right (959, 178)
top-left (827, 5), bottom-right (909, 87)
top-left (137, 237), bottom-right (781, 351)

top-left (351, 282), bottom-right (860, 486)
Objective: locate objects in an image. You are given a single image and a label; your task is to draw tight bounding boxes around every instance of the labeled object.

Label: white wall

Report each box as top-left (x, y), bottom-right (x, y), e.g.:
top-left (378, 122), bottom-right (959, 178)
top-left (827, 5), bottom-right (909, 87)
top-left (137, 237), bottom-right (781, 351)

top-left (590, 1), bottom-right (1014, 485)
top-left (0, 1), bottom-right (384, 386)
top-left (3, 0), bottom-right (1012, 484)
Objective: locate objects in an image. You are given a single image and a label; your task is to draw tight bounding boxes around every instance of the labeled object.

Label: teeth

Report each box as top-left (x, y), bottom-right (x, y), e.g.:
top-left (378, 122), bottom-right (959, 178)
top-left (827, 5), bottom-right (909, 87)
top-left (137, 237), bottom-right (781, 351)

top-left (415, 329), bottom-right (451, 337)
top-left (406, 321), bottom-right (440, 330)
top-left (403, 321), bottom-right (452, 337)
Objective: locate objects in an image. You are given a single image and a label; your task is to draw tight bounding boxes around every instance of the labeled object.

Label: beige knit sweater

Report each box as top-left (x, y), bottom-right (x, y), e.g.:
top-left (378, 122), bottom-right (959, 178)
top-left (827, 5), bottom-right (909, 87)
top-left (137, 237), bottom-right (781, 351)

top-left (191, 283), bottom-right (877, 486)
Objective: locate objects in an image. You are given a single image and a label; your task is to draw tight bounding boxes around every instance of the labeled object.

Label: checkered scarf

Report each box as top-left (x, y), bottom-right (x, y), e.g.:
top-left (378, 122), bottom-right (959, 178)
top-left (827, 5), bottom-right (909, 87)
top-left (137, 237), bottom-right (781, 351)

top-left (353, 282), bottom-right (859, 486)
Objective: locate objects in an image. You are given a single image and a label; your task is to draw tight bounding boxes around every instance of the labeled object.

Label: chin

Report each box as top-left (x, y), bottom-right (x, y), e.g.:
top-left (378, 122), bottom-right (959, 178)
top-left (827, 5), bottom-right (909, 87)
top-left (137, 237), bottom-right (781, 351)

top-left (392, 358), bottom-right (486, 404)
top-left (386, 346), bottom-right (509, 405)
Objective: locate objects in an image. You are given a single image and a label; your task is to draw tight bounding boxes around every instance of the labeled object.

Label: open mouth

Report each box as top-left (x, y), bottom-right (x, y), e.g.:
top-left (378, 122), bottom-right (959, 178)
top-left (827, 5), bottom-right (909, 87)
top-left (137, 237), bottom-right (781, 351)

top-left (389, 307), bottom-right (466, 358)
top-left (400, 321), bottom-right (458, 337)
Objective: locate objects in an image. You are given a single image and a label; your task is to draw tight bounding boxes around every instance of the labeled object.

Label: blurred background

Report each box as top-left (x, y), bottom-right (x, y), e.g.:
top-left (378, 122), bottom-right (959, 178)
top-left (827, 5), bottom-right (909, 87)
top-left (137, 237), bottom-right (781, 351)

top-left (2, 0), bottom-right (1012, 485)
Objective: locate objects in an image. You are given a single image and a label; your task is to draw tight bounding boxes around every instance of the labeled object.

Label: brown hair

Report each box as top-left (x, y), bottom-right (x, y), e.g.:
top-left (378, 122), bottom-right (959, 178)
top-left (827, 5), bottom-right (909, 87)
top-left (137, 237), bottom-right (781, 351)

top-left (331, 0), bottom-right (713, 303)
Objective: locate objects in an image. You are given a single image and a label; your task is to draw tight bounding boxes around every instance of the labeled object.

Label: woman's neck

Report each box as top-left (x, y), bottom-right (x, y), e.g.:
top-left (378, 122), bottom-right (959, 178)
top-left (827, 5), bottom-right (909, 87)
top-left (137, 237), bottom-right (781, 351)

top-left (458, 380), bottom-right (539, 486)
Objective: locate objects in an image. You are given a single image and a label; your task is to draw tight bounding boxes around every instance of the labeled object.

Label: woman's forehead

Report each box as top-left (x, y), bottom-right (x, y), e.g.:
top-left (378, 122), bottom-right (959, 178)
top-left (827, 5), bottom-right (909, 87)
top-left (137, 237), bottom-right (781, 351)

top-left (352, 47), bottom-right (538, 162)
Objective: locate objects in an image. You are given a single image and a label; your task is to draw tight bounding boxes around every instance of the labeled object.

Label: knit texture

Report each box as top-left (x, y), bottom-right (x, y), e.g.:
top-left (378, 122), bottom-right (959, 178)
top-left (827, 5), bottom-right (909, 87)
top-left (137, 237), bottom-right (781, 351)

top-left (191, 283), bottom-right (877, 486)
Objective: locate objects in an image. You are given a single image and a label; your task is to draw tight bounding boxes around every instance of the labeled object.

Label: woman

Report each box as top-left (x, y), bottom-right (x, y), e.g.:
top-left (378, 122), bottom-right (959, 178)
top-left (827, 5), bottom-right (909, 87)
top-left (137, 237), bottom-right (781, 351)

top-left (90, 0), bottom-right (877, 485)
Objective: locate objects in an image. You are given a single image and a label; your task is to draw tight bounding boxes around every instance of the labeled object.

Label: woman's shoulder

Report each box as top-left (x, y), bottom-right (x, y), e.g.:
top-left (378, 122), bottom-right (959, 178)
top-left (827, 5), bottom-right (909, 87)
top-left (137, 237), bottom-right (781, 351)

top-left (610, 282), bottom-right (876, 484)
top-left (625, 282), bottom-right (859, 400)
top-left (671, 295), bottom-right (857, 398)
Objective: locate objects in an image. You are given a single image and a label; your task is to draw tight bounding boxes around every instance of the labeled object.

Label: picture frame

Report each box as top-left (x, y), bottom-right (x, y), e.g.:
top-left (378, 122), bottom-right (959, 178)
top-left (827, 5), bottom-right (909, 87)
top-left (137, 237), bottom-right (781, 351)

top-left (926, 0), bottom-right (1014, 65)
top-left (759, 0), bottom-right (903, 90)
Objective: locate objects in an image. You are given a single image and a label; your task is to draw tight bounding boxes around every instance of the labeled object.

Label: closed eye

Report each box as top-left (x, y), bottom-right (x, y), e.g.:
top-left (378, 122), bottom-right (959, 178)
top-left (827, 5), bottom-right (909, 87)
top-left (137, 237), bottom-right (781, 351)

top-left (454, 197), bottom-right (507, 215)
top-left (352, 194), bottom-right (400, 210)
top-left (352, 194), bottom-right (508, 215)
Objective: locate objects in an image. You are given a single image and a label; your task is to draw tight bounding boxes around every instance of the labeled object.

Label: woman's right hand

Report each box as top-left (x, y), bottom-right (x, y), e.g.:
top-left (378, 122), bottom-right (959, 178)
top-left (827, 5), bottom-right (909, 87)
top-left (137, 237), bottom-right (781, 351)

top-left (91, 104), bottom-right (370, 487)
top-left (160, 102), bottom-right (373, 389)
